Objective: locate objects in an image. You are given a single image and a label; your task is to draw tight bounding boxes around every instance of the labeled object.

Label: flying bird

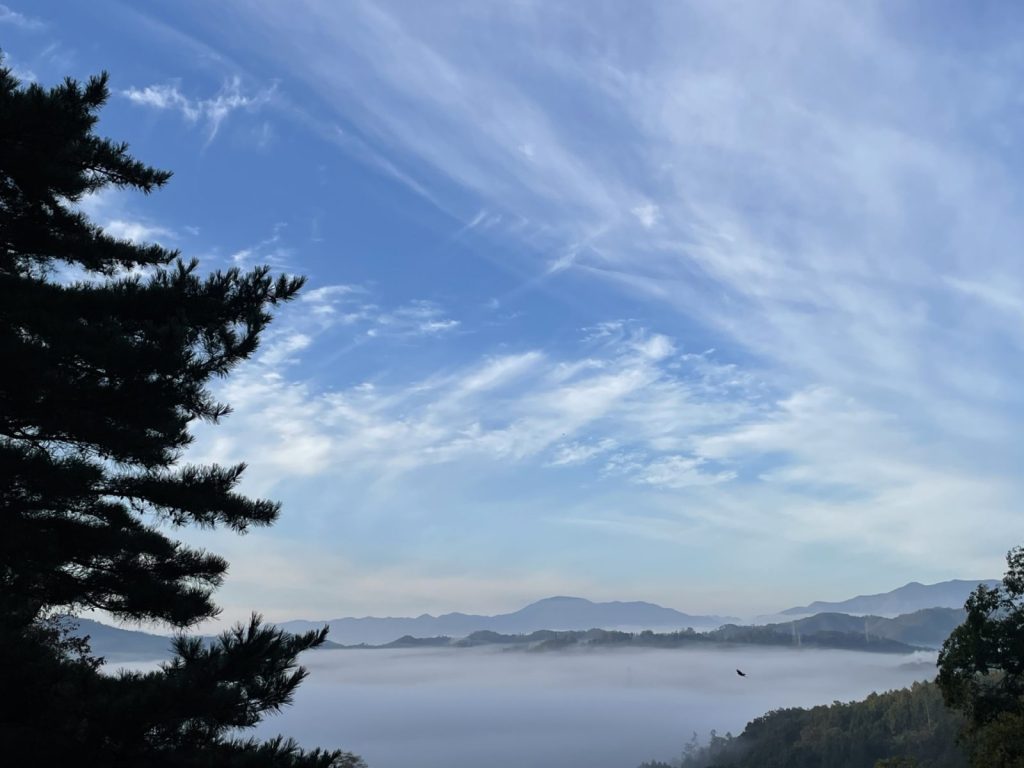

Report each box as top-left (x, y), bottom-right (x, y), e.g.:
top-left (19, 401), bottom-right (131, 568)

top-left (736, 669), bottom-right (747, 677)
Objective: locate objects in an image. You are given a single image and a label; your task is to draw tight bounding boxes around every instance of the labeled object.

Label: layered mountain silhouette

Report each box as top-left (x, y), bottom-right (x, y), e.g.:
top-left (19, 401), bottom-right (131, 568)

top-left (760, 607), bottom-right (966, 649)
top-left (63, 617), bottom-right (342, 661)
top-left (279, 596), bottom-right (737, 646)
top-left (65, 618), bottom-right (177, 660)
top-left (386, 607), bottom-right (965, 651)
top-left (780, 579), bottom-right (999, 617)
top-left (70, 606), bottom-right (966, 659)
top-left (67, 583), bottom-right (988, 659)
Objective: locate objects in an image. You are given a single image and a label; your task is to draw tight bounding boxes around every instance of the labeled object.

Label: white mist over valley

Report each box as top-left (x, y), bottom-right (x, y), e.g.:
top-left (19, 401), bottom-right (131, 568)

top-left (250, 646), bottom-right (937, 768)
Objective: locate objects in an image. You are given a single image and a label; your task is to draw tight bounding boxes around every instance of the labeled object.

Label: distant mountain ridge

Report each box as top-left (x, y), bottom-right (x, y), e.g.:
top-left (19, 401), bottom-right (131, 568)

top-left (64, 618), bottom-right (343, 661)
top-left (66, 618), bottom-right (176, 660)
top-left (781, 579), bottom-right (999, 617)
top-left (68, 586), bottom-right (983, 659)
top-left (66, 605), bottom-right (967, 659)
top-left (279, 596), bottom-right (737, 646)
top-left (428, 607), bottom-right (964, 652)
top-left (759, 607), bottom-right (966, 649)
top-left (377, 625), bottom-right (923, 654)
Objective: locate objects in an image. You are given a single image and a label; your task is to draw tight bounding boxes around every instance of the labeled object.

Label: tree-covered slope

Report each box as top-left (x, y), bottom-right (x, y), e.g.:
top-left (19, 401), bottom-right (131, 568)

top-left (663, 681), bottom-right (965, 768)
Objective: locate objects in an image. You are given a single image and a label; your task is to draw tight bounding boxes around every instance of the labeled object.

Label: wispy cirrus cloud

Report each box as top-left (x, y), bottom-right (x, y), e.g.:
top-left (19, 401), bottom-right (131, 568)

top-left (75, 188), bottom-right (181, 249)
top-left (122, 76), bottom-right (276, 144)
top-left (203, 1), bottom-right (1024, 557)
top-left (548, 438), bottom-right (618, 467)
top-left (183, 286), bottom-right (1021, 583)
top-left (104, 219), bottom-right (175, 245)
top-left (0, 3), bottom-right (43, 30)
top-left (94, 0), bottom-right (1024, 614)
top-left (292, 282), bottom-right (459, 341)
top-left (219, 1), bottom-right (1024, 422)
top-left (226, 222), bottom-right (293, 268)
top-left (190, 302), bottom-right (762, 495)
top-left (370, 300), bottom-right (460, 337)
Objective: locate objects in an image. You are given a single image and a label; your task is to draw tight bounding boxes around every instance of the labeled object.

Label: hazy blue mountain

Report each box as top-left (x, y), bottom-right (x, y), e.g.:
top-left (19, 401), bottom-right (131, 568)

top-left (376, 624), bottom-right (921, 654)
top-left (65, 618), bottom-right (177, 660)
top-left (67, 604), bottom-right (959, 659)
top-left (65, 597), bottom-right (966, 659)
top-left (64, 617), bottom-right (343, 660)
top-left (379, 635), bottom-right (452, 649)
top-left (780, 579), bottom-right (999, 617)
top-left (761, 607), bottom-right (966, 649)
top-left (280, 596), bottom-right (737, 645)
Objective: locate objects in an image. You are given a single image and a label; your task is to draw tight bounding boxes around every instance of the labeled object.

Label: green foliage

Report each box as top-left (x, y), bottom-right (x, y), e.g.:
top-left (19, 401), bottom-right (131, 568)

top-left (668, 681), bottom-right (965, 768)
top-left (964, 711), bottom-right (1024, 768)
top-left (937, 546), bottom-right (1024, 767)
top-left (0, 66), bottom-right (363, 766)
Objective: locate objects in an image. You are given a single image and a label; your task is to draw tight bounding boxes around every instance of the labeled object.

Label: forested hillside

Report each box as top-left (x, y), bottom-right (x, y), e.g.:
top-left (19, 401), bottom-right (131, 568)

top-left (641, 681), bottom-right (965, 768)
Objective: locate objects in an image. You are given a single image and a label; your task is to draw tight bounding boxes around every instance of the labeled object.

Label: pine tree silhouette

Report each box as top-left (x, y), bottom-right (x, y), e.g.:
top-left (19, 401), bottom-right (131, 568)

top-left (0, 65), bottom-right (364, 767)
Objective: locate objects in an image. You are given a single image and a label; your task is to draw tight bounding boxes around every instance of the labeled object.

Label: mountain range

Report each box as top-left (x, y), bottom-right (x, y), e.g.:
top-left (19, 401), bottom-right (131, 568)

top-left (63, 618), bottom-right (343, 661)
top-left (71, 605), bottom-right (966, 660)
top-left (66, 618), bottom-right (177, 660)
top-left (372, 606), bottom-right (964, 651)
top-left (280, 596), bottom-right (737, 646)
top-left (780, 579), bottom-right (999, 617)
top-left (65, 579), bottom-right (993, 659)
top-left (752, 607), bottom-right (966, 649)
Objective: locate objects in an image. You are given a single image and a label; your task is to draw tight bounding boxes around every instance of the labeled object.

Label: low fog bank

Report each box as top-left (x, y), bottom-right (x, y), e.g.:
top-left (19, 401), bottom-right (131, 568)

top-left (250, 645), bottom-right (937, 768)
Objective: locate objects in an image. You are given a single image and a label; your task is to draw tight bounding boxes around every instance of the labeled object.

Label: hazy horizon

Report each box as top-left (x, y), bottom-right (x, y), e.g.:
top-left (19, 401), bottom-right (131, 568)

top-left (80, 575), bottom-right (995, 642)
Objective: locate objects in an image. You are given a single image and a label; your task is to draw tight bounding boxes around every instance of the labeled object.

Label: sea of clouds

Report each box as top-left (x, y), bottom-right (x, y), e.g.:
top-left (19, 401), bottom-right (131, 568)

top-left (236, 645), bottom-right (938, 768)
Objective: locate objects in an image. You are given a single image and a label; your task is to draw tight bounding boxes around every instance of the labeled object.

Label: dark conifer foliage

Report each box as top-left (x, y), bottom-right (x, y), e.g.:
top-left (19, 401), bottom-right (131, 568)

top-left (0, 67), bottom-right (364, 766)
top-left (937, 546), bottom-right (1024, 767)
top-left (668, 682), bottom-right (965, 768)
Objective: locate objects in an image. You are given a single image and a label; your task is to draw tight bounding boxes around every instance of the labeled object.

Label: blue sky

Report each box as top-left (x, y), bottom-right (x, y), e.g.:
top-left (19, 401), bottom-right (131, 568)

top-left (9, 0), bottom-right (1024, 622)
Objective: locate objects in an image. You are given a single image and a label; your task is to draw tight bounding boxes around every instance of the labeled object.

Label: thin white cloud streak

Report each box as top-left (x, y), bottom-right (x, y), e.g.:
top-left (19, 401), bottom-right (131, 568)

top-left (204, 1), bottom-right (1024, 538)
top-left (122, 76), bottom-right (275, 143)
top-left (685, 387), bottom-right (1019, 567)
top-left (548, 438), bottom-right (617, 467)
top-left (0, 3), bottom-right (43, 30)
top-left (326, 125), bottom-right (444, 210)
top-left (224, 222), bottom-right (293, 269)
top-left (115, 0), bottom-right (1024, 610)
top-left (76, 189), bottom-right (187, 252)
top-left (104, 219), bottom-right (175, 245)
top-left (182, 293), bottom-right (1022, 577)
top-left (214, 1), bottom-right (633, 241)
top-left (292, 283), bottom-right (459, 340)
top-left (2, 50), bottom-right (38, 82)
top-left (944, 276), bottom-right (1024, 324)
top-left (218, 0), bottom-right (1024, 431)
top-left (371, 300), bottom-right (460, 337)
top-left (188, 299), bottom-right (762, 496)
top-left (631, 203), bottom-right (660, 229)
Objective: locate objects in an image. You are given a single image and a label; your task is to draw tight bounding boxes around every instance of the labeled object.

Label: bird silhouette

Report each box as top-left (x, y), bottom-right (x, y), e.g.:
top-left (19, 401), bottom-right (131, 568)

top-left (736, 669), bottom-right (747, 677)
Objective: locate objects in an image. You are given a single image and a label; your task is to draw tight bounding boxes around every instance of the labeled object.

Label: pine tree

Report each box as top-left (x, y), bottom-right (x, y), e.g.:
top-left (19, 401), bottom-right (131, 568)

top-left (938, 546), bottom-right (1024, 768)
top-left (0, 66), bottom-right (364, 766)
